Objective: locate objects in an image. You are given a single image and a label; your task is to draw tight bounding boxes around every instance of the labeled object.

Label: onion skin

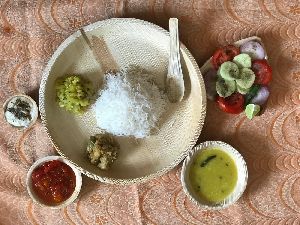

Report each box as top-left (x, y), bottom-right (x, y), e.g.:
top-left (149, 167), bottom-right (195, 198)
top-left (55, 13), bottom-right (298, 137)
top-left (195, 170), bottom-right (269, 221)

top-left (250, 86), bottom-right (270, 106)
top-left (203, 68), bottom-right (218, 100)
top-left (240, 41), bottom-right (265, 60)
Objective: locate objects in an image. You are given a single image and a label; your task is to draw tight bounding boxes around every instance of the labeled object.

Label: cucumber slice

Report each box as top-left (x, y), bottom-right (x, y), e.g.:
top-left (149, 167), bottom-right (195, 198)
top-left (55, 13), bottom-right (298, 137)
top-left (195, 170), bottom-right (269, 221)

top-left (237, 84), bottom-right (250, 95)
top-left (219, 61), bottom-right (240, 81)
top-left (233, 53), bottom-right (252, 68)
top-left (216, 78), bottom-right (236, 98)
top-left (236, 68), bottom-right (255, 89)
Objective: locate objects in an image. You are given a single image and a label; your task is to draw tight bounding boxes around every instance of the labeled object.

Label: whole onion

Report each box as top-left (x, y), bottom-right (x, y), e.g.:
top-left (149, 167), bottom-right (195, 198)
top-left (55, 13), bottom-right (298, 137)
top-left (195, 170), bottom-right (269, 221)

top-left (203, 68), bottom-right (218, 100)
top-left (240, 41), bottom-right (265, 60)
top-left (250, 86), bottom-right (270, 106)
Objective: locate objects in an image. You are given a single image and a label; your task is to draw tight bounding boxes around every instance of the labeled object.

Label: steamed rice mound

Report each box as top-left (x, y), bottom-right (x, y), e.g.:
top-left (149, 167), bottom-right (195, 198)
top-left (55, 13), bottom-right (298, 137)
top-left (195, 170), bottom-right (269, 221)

top-left (94, 70), bottom-right (167, 138)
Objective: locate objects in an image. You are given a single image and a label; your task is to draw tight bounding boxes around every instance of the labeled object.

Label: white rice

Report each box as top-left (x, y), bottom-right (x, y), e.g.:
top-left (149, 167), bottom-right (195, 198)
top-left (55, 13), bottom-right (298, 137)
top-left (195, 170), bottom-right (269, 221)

top-left (94, 69), bottom-right (167, 138)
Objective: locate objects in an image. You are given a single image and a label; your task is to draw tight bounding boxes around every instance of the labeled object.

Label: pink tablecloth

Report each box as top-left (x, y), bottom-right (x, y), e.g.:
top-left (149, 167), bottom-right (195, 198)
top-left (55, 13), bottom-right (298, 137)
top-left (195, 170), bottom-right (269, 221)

top-left (0, 0), bottom-right (299, 224)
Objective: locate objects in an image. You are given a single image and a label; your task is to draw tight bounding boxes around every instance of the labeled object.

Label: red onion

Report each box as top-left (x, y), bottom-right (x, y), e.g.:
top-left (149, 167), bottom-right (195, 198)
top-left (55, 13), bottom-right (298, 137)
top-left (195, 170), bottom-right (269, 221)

top-left (250, 86), bottom-right (270, 106)
top-left (240, 41), bottom-right (265, 60)
top-left (203, 68), bottom-right (218, 100)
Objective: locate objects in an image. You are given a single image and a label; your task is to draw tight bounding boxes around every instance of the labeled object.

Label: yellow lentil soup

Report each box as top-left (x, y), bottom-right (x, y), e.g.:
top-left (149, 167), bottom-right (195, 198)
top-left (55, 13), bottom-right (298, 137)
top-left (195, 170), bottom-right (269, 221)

top-left (189, 148), bottom-right (238, 203)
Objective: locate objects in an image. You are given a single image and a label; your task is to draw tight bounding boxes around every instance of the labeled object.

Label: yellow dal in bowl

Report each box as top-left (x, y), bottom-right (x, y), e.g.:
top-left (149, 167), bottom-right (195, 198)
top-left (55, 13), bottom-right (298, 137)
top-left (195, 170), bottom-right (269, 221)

top-left (189, 148), bottom-right (238, 203)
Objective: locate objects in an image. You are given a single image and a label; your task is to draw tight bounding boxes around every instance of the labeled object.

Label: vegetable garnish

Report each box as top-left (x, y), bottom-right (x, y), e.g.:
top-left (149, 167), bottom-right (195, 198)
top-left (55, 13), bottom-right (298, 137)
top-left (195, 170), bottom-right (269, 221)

top-left (240, 41), bottom-right (265, 60)
top-left (245, 104), bottom-right (260, 119)
top-left (205, 39), bottom-right (272, 119)
top-left (55, 75), bottom-right (93, 114)
top-left (7, 98), bottom-right (31, 121)
top-left (212, 45), bottom-right (240, 69)
top-left (244, 84), bottom-right (260, 105)
top-left (216, 93), bottom-right (245, 114)
top-left (250, 86), bottom-right (270, 106)
top-left (252, 59), bottom-right (272, 85)
top-left (200, 155), bottom-right (217, 167)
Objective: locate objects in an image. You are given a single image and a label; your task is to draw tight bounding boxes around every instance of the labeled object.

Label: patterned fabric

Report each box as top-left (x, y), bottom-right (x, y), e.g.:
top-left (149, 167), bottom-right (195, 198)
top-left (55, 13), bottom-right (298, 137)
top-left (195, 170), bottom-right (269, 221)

top-left (0, 0), bottom-right (299, 224)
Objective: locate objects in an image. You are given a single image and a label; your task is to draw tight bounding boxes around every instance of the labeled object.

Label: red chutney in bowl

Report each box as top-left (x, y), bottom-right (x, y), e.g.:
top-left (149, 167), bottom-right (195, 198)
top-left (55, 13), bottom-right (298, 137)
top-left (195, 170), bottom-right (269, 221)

top-left (31, 160), bottom-right (76, 204)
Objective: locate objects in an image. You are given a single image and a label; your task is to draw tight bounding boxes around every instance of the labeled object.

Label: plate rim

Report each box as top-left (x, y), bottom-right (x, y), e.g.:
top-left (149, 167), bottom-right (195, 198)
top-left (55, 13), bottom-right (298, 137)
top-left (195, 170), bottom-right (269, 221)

top-left (39, 17), bottom-right (207, 184)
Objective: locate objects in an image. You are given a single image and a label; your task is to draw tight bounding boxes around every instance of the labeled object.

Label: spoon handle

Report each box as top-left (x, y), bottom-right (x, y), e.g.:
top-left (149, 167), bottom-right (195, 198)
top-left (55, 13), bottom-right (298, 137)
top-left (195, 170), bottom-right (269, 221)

top-left (167, 18), bottom-right (184, 103)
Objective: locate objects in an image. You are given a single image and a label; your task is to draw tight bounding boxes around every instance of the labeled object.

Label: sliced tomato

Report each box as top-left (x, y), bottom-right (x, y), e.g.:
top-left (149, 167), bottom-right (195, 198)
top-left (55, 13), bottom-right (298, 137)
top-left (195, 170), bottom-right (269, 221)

top-left (212, 45), bottom-right (240, 69)
top-left (216, 93), bottom-right (245, 114)
top-left (252, 59), bottom-right (272, 85)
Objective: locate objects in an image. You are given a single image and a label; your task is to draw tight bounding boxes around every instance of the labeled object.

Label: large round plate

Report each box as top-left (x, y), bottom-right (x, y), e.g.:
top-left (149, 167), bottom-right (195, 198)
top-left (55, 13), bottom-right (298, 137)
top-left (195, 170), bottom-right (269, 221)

top-left (39, 18), bottom-right (206, 184)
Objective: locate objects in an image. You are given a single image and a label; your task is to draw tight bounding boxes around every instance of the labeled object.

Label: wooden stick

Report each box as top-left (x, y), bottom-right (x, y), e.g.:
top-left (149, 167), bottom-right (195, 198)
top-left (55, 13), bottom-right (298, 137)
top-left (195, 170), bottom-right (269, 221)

top-left (79, 28), bottom-right (119, 73)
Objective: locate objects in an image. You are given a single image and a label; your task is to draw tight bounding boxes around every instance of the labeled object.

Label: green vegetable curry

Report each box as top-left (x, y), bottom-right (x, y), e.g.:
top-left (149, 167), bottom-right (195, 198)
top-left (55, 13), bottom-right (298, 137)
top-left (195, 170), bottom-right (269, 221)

top-left (189, 148), bottom-right (238, 203)
top-left (55, 75), bottom-right (93, 114)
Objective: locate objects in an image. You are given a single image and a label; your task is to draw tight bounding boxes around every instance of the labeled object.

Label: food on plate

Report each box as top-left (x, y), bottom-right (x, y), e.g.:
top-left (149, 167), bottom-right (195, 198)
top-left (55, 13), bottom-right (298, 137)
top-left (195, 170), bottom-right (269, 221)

top-left (4, 96), bottom-right (37, 128)
top-left (212, 45), bottom-right (240, 69)
top-left (219, 61), bottom-right (240, 80)
top-left (86, 133), bottom-right (119, 170)
top-left (252, 59), bottom-right (272, 85)
top-left (236, 68), bottom-right (255, 89)
top-left (250, 86), bottom-right (270, 106)
top-left (245, 104), bottom-right (260, 119)
top-left (189, 148), bottom-right (238, 203)
top-left (233, 53), bottom-right (251, 68)
top-left (31, 160), bottom-right (76, 204)
top-left (244, 84), bottom-right (261, 105)
top-left (240, 40), bottom-right (265, 60)
top-left (55, 75), bottom-right (93, 114)
top-left (216, 93), bottom-right (245, 114)
top-left (216, 78), bottom-right (236, 98)
top-left (203, 39), bottom-right (272, 119)
top-left (94, 68), bottom-right (168, 138)
top-left (237, 84), bottom-right (250, 95)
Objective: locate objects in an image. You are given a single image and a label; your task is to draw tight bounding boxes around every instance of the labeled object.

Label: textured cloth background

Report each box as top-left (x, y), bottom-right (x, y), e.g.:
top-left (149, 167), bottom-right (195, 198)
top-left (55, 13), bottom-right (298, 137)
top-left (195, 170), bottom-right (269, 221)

top-left (0, 0), bottom-right (299, 224)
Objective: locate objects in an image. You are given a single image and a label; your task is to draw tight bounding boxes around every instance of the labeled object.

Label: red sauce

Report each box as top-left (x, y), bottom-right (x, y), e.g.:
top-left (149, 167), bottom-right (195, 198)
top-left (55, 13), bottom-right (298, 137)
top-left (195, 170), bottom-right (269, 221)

top-left (31, 160), bottom-right (76, 205)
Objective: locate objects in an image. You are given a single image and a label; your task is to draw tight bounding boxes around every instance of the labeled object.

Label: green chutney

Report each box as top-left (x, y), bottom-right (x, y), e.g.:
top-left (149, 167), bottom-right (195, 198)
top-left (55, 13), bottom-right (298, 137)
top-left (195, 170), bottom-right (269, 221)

top-left (189, 148), bottom-right (238, 203)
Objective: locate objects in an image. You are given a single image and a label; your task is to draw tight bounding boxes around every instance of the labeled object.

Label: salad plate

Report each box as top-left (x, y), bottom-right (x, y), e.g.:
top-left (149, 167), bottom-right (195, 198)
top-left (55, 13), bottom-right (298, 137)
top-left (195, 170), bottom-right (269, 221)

top-left (201, 36), bottom-right (272, 118)
top-left (201, 36), bottom-right (266, 74)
